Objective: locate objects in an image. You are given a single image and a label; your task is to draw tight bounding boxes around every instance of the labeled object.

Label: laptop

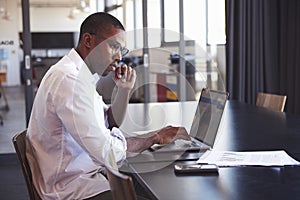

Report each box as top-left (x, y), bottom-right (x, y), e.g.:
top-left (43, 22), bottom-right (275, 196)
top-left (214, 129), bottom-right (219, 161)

top-left (150, 88), bottom-right (229, 153)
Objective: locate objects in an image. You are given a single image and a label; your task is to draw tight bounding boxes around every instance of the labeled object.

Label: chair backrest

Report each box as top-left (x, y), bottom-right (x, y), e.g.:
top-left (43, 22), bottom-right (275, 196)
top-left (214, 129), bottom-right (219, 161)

top-left (105, 165), bottom-right (137, 200)
top-left (12, 130), bottom-right (41, 200)
top-left (256, 92), bottom-right (287, 112)
top-left (105, 149), bottom-right (137, 200)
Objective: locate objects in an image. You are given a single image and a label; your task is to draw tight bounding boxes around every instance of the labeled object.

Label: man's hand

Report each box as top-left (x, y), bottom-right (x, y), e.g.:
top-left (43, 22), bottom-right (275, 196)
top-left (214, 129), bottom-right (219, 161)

top-left (126, 126), bottom-right (190, 153)
top-left (155, 125), bottom-right (191, 144)
top-left (113, 64), bottom-right (136, 90)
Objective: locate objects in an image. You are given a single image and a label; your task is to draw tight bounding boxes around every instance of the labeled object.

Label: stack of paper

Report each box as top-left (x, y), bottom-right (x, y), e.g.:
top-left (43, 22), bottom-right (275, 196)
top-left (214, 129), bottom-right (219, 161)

top-left (197, 150), bottom-right (300, 167)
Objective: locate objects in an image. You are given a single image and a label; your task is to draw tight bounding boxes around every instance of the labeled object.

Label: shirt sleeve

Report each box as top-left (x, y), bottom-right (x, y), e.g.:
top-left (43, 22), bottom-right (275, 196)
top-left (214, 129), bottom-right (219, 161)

top-left (103, 104), bottom-right (127, 163)
top-left (53, 69), bottom-right (127, 166)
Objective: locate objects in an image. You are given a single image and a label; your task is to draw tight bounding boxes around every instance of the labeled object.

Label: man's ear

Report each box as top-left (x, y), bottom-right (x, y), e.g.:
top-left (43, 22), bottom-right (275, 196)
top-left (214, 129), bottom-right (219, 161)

top-left (82, 33), bottom-right (93, 48)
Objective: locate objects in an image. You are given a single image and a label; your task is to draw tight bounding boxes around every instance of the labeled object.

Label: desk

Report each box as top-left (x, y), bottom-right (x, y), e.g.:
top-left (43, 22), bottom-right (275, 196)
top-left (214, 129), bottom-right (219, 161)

top-left (121, 100), bottom-right (300, 200)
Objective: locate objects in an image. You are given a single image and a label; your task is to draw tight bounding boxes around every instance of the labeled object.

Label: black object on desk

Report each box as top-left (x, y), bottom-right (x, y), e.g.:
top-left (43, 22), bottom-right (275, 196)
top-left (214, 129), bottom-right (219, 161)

top-left (174, 163), bottom-right (219, 174)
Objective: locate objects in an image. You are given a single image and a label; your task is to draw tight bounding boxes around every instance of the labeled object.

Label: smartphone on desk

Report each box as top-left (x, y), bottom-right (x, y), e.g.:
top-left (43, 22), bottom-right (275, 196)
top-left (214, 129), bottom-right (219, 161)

top-left (174, 163), bottom-right (219, 174)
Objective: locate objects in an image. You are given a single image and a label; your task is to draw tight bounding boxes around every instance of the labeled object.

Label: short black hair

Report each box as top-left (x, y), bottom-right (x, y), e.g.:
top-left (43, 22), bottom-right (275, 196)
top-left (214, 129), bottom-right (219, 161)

top-left (78, 12), bottom-right (125, 42)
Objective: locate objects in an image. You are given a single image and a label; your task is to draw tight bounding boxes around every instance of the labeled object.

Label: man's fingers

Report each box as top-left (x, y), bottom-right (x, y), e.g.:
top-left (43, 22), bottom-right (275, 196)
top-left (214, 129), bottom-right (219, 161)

top-left (121, 64), bottom-right (128, 75)
top-left (115, 64), bottom-right (129, 80)
top-left (115, 66), bottom-right (122, 79)
top-left (128, 67), bottom-right (136, 82)
top-left (176, 127), bottom-right (191, 141)
top-left (177, 134), bottom-right (191, 141)
top-left (155, 126), bottom-right (190, 144)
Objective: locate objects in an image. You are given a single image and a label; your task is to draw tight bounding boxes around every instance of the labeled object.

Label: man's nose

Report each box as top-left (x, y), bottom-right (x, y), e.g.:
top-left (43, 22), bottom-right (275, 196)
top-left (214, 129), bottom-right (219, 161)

top-left (113, 51), bottom-right (122, 61)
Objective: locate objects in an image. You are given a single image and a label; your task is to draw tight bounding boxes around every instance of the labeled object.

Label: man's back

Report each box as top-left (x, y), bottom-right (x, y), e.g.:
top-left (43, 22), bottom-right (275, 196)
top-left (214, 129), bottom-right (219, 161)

top-left (26, 49), bottom-right (114, 199)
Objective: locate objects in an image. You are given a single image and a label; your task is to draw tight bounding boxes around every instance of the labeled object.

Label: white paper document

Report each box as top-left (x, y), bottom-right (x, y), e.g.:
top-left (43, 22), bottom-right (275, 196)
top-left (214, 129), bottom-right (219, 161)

top-left (197, 150), bottom-right (300, 167)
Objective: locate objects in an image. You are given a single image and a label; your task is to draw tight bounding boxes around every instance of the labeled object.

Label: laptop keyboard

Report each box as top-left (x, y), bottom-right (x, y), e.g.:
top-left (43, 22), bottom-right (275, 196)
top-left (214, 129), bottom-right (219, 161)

top-left (150, 138), bottom-right (210, 152)
top-left (174, 138), bottom-right (203, 147)
top-left (174, 139), bottom-right (194, 147)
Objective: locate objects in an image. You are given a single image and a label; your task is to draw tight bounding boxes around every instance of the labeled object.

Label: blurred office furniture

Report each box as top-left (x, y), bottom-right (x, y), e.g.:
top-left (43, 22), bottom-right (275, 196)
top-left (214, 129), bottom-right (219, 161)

top-left (0, 80), bottom-right (10, 111)
top-left (256, 92), bottom-right (287, 112)
top-left (0, 58), bottom-right (9, 110)
top-left (20, 32), bottom-right (76, 89)
top-left (32, 57), bottom-right (61, 88)
top-left (0, 71), bottom-right (9, 125)
top-left (12, 130), bottom-right (41, 200)
top-left (168, 53), bottom-right (196, 101)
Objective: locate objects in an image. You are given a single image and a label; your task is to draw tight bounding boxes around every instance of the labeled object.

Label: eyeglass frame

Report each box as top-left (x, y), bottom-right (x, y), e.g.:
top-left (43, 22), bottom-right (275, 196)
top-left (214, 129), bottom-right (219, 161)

top-left (89, 32), bottom-right (129, 57)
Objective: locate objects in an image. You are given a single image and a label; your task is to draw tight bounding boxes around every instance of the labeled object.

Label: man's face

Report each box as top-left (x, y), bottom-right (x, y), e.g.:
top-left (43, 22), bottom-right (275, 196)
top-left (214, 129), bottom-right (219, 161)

top-left (85, 27), bottom-right (126, 76)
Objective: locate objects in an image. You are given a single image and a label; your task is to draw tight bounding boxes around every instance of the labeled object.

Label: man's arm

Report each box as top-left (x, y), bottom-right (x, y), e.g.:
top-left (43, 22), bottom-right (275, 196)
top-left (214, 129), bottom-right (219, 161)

top-left (100, 66), bottom-right (190, 153)
top-left (107, 88), bottom-right (130, 129)
top-left (106, 66), bottom-right (136, 129)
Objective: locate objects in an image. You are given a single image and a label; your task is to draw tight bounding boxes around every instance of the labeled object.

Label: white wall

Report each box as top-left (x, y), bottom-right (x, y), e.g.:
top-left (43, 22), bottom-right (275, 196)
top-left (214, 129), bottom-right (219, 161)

top-left (0, 0), bottom-right (20, 86)
top-left (0, 0), bottom-right (92, 86)
top-left (18, 7), bottom-right (90, 32)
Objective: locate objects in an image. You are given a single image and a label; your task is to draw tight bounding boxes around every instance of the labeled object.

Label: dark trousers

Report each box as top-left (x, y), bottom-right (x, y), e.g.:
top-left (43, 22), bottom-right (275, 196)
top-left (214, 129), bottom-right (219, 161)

top-left (84, 191), bottom-right (113, 200)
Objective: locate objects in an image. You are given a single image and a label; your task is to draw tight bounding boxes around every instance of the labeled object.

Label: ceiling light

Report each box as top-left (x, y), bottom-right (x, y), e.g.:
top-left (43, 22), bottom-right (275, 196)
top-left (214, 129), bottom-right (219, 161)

top-left (80, 0), bottom-right (87, 8)
top-left (67, 8), bottom-right (76, 20)
top-left (78, 0), bottom-right (90, 13)
top-left (2, 0), bottom-right (11, 21)
top-left (66, 0), bottom-right (91, 19)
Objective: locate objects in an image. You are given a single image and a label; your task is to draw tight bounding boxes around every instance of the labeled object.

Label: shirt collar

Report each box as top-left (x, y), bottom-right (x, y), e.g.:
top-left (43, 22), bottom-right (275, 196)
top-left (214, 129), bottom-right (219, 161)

top-left (68, 48), bottom-right (100, 86)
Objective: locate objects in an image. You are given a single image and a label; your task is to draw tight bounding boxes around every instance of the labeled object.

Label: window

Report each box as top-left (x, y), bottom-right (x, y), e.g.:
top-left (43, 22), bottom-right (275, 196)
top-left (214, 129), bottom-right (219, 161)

top-left (108, 0), bottom-right (226, 51)
top-left (105, 0), bottom-right (124, 23)
top-left (207, 0), bottom-right (226, 45)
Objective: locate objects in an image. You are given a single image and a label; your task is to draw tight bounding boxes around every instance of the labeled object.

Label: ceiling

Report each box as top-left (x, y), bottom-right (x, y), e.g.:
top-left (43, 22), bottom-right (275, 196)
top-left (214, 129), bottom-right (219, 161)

top-left (17, 0), bottom-right (89, 8)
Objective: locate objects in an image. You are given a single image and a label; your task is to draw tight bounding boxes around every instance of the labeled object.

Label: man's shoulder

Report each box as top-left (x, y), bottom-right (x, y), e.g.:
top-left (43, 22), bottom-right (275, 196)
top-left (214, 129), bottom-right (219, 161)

top-left (46, 55), bottom-right (78, 77)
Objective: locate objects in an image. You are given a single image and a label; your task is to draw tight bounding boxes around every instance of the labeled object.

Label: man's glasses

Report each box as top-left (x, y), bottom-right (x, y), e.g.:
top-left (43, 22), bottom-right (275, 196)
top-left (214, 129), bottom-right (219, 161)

top-left (108, 41), bottom-right (129, 57)
top-left (90, 33), bottom-right (129, 57)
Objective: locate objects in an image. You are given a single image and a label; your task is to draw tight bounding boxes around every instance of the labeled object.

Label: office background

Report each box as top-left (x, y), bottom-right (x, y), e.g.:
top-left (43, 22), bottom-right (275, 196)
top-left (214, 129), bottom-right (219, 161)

top-left (226, 0), bottom-right (300, 115)
top-left (0, 1), bottom-right (300, 199)
top-left (0, 0), bottom-right (299, 128)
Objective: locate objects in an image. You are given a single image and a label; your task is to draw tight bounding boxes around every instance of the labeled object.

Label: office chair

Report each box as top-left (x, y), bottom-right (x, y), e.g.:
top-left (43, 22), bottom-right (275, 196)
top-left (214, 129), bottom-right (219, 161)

top-left (106, 165), bottom-right (137, 200)
top-left (256, 92), bottom-right (287, 112)
top-left (105, 149), bottom-right (137, 200)
top-left (12, 130), bottom-right (41, 200)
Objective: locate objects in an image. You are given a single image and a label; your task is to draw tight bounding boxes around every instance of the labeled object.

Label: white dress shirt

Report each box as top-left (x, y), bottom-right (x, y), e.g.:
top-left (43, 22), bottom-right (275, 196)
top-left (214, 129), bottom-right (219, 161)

top-left (26, 49), bottom-right (127, 200)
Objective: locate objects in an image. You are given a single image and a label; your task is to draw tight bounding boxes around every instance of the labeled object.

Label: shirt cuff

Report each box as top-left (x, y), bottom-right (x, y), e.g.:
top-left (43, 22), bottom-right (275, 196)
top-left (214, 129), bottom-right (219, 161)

top-left (111, 127), bottom-right (127, 151)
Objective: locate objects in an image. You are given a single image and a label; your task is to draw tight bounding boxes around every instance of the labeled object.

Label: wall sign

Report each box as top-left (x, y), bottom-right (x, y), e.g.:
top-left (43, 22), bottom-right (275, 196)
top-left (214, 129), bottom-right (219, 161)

top-left (0, 40), bottom-right (14, 45)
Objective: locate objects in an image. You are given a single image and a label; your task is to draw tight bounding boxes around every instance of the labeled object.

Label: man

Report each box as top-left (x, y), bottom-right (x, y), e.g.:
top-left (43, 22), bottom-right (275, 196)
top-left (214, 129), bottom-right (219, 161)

top-left (26, 12), bottom-right (189, 199)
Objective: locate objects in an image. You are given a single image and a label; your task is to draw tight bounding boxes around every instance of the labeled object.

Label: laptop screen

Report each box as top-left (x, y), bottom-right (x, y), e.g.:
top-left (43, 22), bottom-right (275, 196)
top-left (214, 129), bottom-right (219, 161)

top-left (189, 88), bottom-right (228, 147)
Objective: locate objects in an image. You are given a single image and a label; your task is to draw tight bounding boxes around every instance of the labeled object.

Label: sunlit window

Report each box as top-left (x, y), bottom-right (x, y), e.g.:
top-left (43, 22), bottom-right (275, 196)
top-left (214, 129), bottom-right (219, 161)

top-left (207, 0), bottom-right (226, 45)
top-left (109, 0), bottom-right (225, 48)
top-left (105, 0), bottom-right (124, 23)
